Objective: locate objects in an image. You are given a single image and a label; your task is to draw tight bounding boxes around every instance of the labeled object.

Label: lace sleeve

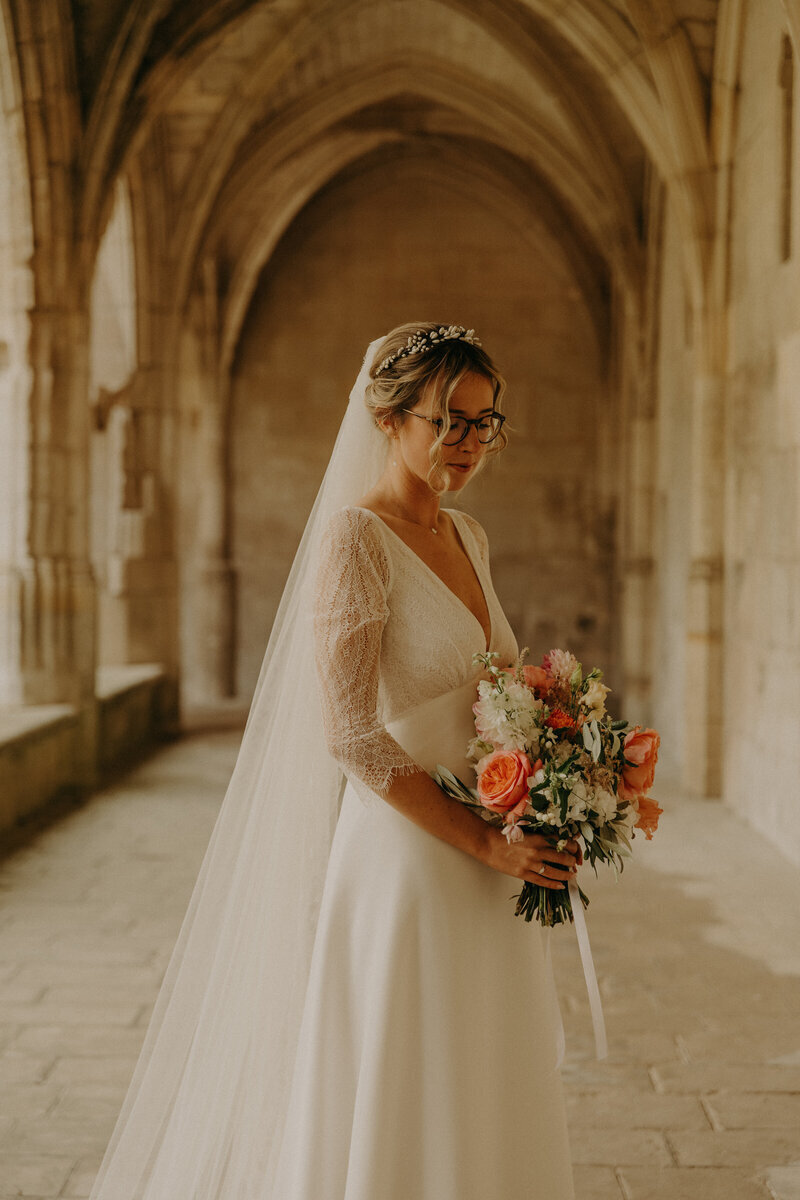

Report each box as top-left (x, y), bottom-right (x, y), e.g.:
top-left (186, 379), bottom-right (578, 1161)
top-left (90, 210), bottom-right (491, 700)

top-left (313, 508), bottom-right (420, 798)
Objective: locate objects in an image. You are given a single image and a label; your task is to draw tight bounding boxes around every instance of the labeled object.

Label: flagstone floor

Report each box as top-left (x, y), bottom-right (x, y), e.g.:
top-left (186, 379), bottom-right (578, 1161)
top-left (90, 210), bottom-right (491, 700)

top-left (0, 731), bottom-right (798, 1200)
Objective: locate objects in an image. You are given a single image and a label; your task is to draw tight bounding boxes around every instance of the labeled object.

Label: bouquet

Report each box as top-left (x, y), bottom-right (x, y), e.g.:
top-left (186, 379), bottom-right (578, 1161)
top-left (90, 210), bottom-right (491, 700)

top-left (435, 648), bottom-right (662, 927)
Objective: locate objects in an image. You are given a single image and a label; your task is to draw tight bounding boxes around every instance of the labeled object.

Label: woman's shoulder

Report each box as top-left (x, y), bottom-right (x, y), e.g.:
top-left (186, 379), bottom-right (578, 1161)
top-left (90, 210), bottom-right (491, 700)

top-left (326, 504), bottom-right (385, 539)
top-left (321, 506), bottom-right (393, 578)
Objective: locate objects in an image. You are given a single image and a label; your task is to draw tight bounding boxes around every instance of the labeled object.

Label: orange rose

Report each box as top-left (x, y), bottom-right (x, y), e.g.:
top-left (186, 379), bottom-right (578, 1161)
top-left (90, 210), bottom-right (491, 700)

top-left (619, 726), bottom-right (660, 800)
top-left (522, 665), bottom-right (552, 696)
top-left (634, 795), bottom-right (663, 840)
top-left (476, 750), bottom-right (532, 817)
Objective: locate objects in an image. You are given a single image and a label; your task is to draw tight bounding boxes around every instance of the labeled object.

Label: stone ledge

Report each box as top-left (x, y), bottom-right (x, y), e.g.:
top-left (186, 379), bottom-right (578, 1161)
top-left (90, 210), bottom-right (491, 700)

top-left (0, 704), bottom-right (77, 747)
top-left (95, 663), bottom-right (171, 775)
top-left (0, 665), bottom-right (173, 840)
top-left (95, 663), bottom-right (165, 701)
top-left (0, 708), bottom-right (80, 832)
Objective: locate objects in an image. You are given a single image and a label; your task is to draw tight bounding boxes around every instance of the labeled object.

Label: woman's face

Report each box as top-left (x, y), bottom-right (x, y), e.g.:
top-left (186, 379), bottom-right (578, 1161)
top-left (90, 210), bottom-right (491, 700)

top-left (391, 371), bottom-right (497, 494)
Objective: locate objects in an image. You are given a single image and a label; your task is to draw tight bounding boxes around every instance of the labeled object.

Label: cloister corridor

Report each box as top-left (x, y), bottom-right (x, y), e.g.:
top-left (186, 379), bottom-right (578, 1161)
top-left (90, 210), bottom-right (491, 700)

top-left (0, 0), bottom-right (799, 1197)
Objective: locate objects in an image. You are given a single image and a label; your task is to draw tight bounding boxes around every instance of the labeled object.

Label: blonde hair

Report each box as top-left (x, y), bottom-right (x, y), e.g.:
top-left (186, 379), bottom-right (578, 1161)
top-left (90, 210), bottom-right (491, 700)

top-left (365, 321), bottom-right (508, 491)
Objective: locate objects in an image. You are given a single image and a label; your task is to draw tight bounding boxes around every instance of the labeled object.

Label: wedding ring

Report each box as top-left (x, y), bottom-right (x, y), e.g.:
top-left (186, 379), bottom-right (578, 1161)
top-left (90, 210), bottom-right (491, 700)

top-left (537, 866), bottom-right (546, 875)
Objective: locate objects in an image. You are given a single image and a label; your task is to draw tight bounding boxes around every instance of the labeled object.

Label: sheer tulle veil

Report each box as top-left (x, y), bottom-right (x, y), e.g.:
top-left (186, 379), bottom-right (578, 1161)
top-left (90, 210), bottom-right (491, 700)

top-left (89, 336), bottom-right (389, 1199)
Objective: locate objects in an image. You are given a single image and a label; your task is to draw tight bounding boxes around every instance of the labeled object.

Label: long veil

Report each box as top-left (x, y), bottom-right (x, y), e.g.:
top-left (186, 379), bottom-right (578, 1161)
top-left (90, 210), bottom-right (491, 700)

top-left (89, 336), bottom-right (389, 1199)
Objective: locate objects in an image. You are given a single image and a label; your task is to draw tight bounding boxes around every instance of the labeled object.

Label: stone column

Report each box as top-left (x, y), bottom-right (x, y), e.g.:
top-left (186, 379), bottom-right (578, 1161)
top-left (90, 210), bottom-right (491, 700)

top-left (182, 262), bottom-right (238, 704)
top-left (683, 354), bottom-right (725, 796)
top-left (616, 288), bottom-right (658, 725)
top-left (193, 387), bottom-right (237, 701)
top-left (0, 306), bottom-right (97, 713)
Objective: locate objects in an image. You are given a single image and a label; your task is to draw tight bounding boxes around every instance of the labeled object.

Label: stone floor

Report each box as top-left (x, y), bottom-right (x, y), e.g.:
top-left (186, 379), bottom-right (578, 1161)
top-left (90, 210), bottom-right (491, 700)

top-left (0, 731), bottom-right (798, 1200)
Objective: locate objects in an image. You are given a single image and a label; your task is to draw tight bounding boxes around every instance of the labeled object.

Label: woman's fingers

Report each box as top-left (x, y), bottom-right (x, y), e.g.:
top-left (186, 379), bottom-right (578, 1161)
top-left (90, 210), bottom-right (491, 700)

top-left (536, 848), bottom-right (578, 872)
top-left (523, 868), bottom-right (566, 889)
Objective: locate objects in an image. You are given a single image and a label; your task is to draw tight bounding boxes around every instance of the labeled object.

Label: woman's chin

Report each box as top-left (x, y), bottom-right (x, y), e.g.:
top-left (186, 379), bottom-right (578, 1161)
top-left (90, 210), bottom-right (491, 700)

top-left (443, 464), bottom-right (474, 491)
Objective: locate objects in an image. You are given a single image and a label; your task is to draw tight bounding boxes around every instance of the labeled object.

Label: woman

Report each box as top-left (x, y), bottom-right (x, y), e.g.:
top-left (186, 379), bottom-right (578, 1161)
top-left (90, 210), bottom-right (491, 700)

top-left (89, 323), bottom-right (576, 1199)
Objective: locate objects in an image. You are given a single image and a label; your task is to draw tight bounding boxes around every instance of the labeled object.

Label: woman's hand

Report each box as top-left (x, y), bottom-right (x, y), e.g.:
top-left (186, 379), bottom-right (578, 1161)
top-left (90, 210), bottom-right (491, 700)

top-left (483, 828), bottom-right (581, 889)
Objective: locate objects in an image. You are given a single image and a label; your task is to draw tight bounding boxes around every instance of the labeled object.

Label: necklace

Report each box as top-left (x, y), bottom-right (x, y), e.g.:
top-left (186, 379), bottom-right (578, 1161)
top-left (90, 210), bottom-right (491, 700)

top-left (387, 496), bottom-right (439, 534)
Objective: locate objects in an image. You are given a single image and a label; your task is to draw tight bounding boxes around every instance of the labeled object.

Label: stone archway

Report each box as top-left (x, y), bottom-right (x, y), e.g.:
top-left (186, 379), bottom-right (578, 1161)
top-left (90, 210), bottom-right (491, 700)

top-left (222, 147), bottom-right (611, 702)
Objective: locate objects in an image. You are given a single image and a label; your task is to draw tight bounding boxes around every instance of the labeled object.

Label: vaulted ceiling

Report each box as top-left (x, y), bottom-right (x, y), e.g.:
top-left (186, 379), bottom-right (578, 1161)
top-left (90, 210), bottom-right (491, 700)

top-left (63, 0), bottom-right (722, 349)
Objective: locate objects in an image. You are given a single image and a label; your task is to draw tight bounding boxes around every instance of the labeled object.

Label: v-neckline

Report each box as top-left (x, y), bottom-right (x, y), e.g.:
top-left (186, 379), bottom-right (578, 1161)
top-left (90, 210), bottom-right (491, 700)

top-left (352, 506), bottom-right (493, 652)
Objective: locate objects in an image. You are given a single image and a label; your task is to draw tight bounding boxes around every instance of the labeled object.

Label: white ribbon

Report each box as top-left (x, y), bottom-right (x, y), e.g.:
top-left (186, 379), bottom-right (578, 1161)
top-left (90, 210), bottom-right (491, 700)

top-left (568, 877), bottom-right (608, 1060)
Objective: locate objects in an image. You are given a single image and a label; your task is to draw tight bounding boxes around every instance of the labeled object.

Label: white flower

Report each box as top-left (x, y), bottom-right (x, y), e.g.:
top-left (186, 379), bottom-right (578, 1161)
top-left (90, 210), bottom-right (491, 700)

top-left (615, 800), bottom-right (638, 836)
top-left (581, 678), bottom-right (611, 720)
top-left (566, 777), bottom-right (591, 821)
top-left (527, 766), bottom-right (546, 789)
top-left (467, 736), bottom-right (494, 761)
top-left (589, 787), bottom-right (618, 824)
top-left (472, 679), bottom-right (542, 753)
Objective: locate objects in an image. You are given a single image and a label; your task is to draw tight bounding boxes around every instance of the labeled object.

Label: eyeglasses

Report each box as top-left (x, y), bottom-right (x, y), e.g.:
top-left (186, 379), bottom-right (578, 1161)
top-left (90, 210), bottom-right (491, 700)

top-left (400, 409), bottom-right (506, 446)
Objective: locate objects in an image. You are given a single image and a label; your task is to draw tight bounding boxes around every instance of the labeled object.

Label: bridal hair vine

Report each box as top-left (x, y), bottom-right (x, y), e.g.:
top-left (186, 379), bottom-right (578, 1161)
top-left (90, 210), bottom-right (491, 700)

top-left (375, 325), bottom-right (482, 375)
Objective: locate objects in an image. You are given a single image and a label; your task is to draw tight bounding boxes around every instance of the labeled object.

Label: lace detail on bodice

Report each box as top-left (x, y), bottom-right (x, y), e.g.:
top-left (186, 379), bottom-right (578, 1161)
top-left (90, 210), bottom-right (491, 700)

top-left (313, 506), bottom-right (518, 800)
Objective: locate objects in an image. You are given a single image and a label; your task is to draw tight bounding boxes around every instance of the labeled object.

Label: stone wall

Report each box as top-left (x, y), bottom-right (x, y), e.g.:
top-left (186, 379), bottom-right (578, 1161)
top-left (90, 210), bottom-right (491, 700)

top-left (723, 3), bottom-right (800, 862)
top-left (224, 154), bottom-right (612, 702)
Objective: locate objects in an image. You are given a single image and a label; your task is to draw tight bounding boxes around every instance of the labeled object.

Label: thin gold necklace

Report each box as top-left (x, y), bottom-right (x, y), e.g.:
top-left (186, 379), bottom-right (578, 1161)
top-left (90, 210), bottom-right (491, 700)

top-left (388, 463), bottom-right (439, 533)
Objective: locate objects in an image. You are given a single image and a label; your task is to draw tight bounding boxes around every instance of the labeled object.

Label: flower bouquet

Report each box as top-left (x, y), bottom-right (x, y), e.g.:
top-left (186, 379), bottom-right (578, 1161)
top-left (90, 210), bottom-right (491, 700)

top-left (434, 648), bottom-right (662, 927)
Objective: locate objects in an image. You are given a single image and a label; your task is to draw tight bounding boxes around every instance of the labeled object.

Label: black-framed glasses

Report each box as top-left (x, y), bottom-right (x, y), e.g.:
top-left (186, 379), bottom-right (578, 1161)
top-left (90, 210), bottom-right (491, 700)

top-left (400, 409), bottom-right (505, 446)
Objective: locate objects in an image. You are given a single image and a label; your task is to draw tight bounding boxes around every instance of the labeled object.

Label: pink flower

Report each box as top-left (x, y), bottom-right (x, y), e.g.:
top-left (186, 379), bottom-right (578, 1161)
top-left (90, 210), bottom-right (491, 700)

top-left (476, 750), bottom-right (532, 817)
top-left (619, 726), bottom-right (660, 800)
top-left (541, 648), bottom-right (579, 684)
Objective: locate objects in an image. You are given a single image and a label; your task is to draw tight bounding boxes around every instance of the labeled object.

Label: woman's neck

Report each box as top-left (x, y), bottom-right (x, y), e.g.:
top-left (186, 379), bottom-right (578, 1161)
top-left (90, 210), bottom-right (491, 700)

top-left (364, 463), bottom-right (443, 533)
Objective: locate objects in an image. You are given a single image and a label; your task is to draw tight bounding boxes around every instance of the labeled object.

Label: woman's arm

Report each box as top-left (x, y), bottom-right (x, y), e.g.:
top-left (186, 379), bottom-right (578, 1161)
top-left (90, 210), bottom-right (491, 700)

top-left (383, 768), bottom-right (577, 888)
top-left (313, 508), bottom-right (578, 887)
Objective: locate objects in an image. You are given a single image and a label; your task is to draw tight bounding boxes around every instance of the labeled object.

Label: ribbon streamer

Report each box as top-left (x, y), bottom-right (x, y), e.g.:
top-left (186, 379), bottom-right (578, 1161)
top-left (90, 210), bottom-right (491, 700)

top-left (568, 877), bottom-right (608, 1060)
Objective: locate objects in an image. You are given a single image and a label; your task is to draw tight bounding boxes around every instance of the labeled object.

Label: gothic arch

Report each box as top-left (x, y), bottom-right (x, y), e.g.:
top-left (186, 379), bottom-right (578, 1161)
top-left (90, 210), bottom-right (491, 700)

top-left (212, 134), bottom-right (612, 383)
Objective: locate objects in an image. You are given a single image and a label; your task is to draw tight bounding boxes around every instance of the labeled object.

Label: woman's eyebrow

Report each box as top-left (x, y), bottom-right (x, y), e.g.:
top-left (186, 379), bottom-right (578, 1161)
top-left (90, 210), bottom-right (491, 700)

top-left (449, 407), bottom-right (495, 415)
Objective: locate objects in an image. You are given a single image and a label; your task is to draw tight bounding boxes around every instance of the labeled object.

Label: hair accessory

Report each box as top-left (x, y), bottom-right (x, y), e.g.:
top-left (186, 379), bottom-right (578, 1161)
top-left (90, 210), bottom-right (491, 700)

top-left (375, 325), bottom-right (481, 375)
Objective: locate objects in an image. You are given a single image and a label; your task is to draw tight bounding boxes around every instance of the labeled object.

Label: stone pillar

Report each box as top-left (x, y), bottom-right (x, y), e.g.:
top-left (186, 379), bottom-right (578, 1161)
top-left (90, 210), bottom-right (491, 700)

top-left (616, 288), bottom-right (658, 725)
top-left (0, 306), bottom-right (97, 713)
top-left (193, 390), bottom-right (237, 701)
top-left (181, 264), bottom-right (238, 704)
top-left (683, 360), bottom-right (725, 796)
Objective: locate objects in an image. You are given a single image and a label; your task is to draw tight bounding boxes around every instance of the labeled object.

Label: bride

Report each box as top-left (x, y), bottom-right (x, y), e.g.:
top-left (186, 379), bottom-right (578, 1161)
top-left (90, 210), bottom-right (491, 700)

top-left (89, 323), bottom-right (578, 1199)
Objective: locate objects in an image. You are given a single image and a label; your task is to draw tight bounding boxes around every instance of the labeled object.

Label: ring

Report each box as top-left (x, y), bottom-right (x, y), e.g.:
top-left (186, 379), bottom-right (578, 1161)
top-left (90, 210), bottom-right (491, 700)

top-left (537, 866), bottom-right (546, 875)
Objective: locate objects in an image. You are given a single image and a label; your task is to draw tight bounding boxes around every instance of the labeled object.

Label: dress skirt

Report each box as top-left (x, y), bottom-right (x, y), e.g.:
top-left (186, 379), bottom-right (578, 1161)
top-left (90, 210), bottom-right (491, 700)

top-left (270, 683), bottom-right (575, 1200)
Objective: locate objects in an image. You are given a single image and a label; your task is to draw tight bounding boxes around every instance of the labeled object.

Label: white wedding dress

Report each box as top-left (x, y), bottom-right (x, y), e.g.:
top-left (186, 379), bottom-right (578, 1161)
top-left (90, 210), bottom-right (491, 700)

top-left (271, 505), bottom-right (575, 1199)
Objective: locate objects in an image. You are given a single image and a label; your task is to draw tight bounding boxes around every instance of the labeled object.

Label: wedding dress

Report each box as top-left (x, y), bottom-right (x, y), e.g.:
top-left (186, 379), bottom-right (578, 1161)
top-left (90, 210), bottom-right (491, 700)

top-left (88, 335), bottom-right (574, 1200)
top-left (272, 505), bottom-right (574, 1198)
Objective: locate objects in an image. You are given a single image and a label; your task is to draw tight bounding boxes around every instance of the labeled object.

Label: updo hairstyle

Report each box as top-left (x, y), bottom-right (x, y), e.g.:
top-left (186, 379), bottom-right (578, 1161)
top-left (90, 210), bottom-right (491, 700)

top-left (365, 321), bottom-right (508, 491)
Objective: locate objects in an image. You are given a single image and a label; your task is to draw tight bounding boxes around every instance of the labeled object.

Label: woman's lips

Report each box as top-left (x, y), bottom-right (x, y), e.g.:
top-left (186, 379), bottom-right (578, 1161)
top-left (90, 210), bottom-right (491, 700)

top-left (448, 462), bottom-right (474, 473)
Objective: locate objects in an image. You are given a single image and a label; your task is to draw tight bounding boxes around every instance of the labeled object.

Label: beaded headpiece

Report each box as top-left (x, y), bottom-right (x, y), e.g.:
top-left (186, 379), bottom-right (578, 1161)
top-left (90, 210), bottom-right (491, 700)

top-left (374, 325), bottom-right (481, 375)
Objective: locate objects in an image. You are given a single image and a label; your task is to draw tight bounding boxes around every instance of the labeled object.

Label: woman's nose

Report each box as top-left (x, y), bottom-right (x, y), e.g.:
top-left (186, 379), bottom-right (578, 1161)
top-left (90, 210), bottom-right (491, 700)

top-left (461, 423), bottom-right (483, 452)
